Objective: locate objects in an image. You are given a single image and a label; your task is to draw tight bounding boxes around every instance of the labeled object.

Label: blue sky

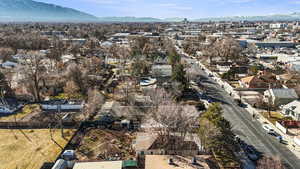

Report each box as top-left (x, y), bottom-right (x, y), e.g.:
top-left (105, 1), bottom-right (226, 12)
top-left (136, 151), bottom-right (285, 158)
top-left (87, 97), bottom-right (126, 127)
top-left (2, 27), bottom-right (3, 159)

top-left (36, 0), bottom-right (300, 19)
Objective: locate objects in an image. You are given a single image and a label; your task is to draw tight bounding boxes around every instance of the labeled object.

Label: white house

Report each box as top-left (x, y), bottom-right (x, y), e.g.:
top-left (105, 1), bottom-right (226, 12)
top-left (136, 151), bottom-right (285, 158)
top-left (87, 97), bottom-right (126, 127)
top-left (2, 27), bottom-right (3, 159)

top-left (151, 65), bottom-right (172, 77)
top-left (61, 54), bottom-right (76, 63)
top-left (281, 100), bottom-right (300, 121)
top-left (1, 61), bottom-right (18, 69)
top-left (288, 61), bottom-right (300, 73)
top-left (41, 100), bottom-right (84, 112)
top-left (264, 88), bottom-right (299, 106)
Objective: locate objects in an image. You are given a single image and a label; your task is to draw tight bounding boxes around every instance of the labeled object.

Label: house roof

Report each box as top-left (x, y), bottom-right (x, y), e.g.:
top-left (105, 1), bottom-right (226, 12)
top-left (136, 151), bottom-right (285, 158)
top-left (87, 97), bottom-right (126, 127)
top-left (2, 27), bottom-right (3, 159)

top-left (277, 73), bottom-right (294, 81)
top-left (133, 132), bottom-right (158, 151)
top-left (73, 161), bottom-right (122, 169)
top-left (240, 76), bottom-right (256, 84)
top-left (269, 89), bottom-right (299, 99)
top-left (283, 100), bottom-right (300, 113)
top-left (145, 155), bottom-right (200, 169)
top-left (133, 132), bottom-right (198, 152)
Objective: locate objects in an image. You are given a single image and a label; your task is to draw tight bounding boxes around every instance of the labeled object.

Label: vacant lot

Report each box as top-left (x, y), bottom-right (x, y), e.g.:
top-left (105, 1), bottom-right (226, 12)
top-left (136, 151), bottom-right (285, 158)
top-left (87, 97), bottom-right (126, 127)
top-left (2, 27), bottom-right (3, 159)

top-left (76, 129), bottom-right (135, 161)
top-left (0, 129), bottom-right (75, 169)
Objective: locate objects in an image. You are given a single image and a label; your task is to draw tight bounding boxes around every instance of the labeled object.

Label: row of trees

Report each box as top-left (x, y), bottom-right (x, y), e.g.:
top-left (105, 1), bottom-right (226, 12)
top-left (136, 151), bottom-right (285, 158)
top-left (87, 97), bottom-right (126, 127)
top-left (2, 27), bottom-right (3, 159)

top-left (203, 37), bottom-right (244, 64)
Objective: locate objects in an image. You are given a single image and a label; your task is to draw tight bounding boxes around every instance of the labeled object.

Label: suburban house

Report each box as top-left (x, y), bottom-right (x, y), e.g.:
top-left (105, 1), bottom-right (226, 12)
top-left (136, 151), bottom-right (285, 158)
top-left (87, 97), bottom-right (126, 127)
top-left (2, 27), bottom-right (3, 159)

top-left (277, 73), bottom-right (300, 88)
top-left (216, 62), bottom-right (231, 74)
top-left (41, 100), bottom-right (84, 112)
top-left (287, 61), bottom-right (300, 73)
top-left (230, 66), bottom-right (248, 78)
top-left (1, 61), bottom-right (18, 69)
top-left (133, 132), bottom-right (199, 156)
top-left (239, 76), bottom-right (267, 88)
top-left (239, 71), bottom-right (280, 88)
top-left (264, 88), bottom-right (299, 106)
top-left (281, 100), bottom-right (300, 121)
top-left (151, 65), bottom-right (172, 77)
top-left (98, 101), bottom-right (122, 117)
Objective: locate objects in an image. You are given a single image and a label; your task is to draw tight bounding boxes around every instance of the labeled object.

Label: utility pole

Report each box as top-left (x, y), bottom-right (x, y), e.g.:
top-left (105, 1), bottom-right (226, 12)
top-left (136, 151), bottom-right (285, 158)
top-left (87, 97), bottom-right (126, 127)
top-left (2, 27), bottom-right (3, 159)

top-left (57, 103), bottom-right (65, 139)
top-left (267, 83), bottom-right (272, 118)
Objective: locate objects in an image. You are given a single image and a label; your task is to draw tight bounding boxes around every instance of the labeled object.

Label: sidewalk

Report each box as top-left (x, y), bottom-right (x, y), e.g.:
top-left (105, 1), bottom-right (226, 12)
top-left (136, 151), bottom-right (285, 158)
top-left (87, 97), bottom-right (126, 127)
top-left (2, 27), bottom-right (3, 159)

top-left (196, 60), bottom-right (300, 159)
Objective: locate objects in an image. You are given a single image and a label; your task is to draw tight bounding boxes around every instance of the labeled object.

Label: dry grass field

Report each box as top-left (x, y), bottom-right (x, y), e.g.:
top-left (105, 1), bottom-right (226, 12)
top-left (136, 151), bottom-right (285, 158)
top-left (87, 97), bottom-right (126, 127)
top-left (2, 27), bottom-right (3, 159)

top-left (0, 129), bottom-right (75, 169)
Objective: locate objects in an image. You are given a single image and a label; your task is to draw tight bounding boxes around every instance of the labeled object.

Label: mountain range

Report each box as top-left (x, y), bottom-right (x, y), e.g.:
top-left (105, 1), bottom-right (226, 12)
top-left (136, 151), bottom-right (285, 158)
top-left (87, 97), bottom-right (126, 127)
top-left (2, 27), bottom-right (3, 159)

top-left (0, 0), bottom-right (300, 22)
top-left (0, 0), bottom-right (98, 22)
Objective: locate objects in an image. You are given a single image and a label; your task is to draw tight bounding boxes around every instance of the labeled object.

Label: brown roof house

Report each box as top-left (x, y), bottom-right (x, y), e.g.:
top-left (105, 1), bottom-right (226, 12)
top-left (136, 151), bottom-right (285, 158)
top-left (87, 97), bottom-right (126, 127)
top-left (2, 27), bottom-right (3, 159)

top-left (133, 132), bottom-right (199, 157)
top-left (277, 73), bottom-right (300, 88)
top-left (239, 71), bottom-right (281, 89)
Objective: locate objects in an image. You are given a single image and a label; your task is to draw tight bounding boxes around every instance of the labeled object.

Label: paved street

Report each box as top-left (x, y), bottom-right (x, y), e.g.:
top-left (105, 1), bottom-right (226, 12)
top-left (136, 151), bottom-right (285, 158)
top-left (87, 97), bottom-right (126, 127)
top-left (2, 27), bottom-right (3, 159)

top-left (186, 58), bottom-right (300, 169)
top-left (176, 36), bottom-right (300, 168)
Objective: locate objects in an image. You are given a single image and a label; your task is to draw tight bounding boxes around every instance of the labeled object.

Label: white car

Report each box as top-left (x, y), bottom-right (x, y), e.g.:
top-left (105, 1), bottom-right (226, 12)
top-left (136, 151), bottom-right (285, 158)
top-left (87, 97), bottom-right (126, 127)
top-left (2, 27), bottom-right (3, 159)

top-left (262, 124), bottom-right (275, 134)
top-left (190, 80), bottom-right (197, 86)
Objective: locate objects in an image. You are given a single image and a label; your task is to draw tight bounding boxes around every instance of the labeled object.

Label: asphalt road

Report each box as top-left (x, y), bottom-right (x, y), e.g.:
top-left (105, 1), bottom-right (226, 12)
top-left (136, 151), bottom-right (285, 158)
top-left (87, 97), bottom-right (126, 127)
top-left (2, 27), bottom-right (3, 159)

top-left (187, 59), bottom-right (300, 169)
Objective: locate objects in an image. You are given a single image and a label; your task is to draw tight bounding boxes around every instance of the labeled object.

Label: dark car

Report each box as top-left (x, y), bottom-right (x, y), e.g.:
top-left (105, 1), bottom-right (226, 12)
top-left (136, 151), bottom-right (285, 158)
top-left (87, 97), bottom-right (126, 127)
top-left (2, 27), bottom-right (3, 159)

top-left (245, 146), bottom-right (259, 161)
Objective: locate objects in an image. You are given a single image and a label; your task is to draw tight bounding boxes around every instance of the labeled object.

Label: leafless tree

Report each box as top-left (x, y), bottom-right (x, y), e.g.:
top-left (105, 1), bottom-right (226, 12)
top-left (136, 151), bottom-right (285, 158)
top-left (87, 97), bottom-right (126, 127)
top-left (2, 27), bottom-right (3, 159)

top-left (86, 89), bottom-right (105, 119)
top-left (22, 51), bottom-right (46, 102)
top-left (65, 63), bottom-right (88, 95)
top-left (0, 47), bottom-right (15, 62)
top-left (145, 88), bottom-right (199, 149)
top-left (204, 37), bottom-right (242, 64)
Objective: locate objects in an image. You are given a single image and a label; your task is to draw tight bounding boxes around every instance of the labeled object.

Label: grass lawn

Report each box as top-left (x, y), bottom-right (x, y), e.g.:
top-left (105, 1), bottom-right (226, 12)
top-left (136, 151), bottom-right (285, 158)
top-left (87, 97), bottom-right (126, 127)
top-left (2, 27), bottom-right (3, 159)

top-left (0, 104), bottom-right (40, 122)
top-left (0, 129), bottom-right (75, 169)
top-left (260, 111), bottom-right (284, 125)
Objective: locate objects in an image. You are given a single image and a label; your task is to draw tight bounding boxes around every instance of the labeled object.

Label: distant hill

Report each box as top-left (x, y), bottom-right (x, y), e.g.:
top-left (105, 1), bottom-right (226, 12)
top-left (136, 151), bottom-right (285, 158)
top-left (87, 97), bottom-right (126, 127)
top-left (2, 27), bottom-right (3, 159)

top-left (0, 0), bottom-right (98, 22)
top-left (194, 13), bottom-right (300, 22)
top-left (97, 17), bottom-right (162, 23)
top-left (0, 0), bottom-right (299, 23)
top-left (97, 17), bottom-right (187, 23)
top-left (97, 13), bottom-right (300, 22)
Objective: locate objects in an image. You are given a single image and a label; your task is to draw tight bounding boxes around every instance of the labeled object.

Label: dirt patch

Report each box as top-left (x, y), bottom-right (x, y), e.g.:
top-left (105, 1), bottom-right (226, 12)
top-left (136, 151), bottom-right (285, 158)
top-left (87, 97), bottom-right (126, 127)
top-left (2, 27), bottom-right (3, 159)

top-left (75, 129), bottom-right (135, 161)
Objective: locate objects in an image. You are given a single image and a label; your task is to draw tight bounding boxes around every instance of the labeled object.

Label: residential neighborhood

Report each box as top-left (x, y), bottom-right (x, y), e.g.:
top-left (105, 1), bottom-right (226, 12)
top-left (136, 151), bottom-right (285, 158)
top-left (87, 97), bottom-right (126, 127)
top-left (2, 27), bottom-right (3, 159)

top-left (1, 2), bottom-right (300, 169)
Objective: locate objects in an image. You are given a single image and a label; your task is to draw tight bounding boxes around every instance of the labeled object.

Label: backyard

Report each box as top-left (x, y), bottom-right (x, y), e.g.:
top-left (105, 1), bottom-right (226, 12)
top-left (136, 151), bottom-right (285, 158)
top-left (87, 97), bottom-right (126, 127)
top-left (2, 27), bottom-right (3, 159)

top-left (76, 129), bottom-right (135, 161)
top-left (0, 129), bottom-right (75, 169)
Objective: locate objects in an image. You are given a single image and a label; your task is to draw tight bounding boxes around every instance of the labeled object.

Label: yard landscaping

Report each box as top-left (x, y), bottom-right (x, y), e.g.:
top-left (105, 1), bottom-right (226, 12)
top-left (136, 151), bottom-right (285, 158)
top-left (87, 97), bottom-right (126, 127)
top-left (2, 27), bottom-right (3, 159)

top-left (260, 111), bottom-right (284, 125)
top-left (0, 129), bottom-right (75, 169)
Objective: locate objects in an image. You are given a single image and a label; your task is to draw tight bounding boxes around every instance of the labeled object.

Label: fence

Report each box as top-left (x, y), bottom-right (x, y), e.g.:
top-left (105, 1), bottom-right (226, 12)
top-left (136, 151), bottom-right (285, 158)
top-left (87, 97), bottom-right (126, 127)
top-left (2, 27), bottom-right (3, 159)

top-left (0, 121), bottom-right (81, 129)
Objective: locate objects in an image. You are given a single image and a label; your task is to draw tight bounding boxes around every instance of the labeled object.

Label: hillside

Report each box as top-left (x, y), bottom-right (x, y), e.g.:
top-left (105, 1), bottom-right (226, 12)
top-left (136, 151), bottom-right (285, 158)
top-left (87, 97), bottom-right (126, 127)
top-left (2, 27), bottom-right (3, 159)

top-left (0, 0), bottom-right (98, 22)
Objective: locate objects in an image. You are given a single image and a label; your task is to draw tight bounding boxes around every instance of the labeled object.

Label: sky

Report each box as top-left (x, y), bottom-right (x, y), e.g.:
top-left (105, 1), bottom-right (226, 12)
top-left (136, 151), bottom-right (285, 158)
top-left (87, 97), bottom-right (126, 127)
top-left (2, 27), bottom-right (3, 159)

top-left (35, 0), bottom-right (300, 19)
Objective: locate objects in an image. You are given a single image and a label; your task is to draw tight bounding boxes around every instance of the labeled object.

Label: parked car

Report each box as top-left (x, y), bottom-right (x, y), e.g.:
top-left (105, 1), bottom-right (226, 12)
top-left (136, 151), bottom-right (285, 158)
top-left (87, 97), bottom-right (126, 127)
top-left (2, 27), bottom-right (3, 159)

top-left (245, 146), bottom-right (259, 161)
top-left (190, 80), bottom-right (197, 86)
top-left (262, 124), bottom-right (275, 134)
